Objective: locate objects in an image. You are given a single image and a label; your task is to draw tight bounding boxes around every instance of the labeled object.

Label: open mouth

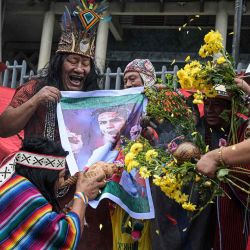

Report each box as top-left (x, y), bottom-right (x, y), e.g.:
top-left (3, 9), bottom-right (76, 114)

top-left (69, 75), bottom-right (84, 86)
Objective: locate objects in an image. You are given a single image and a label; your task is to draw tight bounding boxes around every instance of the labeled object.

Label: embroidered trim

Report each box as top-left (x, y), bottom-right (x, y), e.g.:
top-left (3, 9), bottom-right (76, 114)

top-left (15, 152), bottom-right (66, 170)
top-left (0, 151), bottom-right (66, 186)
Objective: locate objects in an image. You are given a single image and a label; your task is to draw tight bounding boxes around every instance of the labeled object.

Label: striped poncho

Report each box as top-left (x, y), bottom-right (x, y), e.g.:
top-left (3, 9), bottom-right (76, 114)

top-left (0, 174), bottom-right (81, 250)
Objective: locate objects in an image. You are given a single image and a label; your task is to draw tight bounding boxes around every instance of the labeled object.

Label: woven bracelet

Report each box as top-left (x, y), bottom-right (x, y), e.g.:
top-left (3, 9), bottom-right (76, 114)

top-left (74, 191), bottom-right (89, 206)
top-left (218, 146), bottom-right (225, 166)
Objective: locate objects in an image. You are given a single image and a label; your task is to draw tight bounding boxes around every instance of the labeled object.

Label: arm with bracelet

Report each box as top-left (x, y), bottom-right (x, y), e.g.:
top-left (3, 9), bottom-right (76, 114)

top-left (196, 139), bottom-right (250, 177)
top-left (70, 170), bottom-right (106, 234)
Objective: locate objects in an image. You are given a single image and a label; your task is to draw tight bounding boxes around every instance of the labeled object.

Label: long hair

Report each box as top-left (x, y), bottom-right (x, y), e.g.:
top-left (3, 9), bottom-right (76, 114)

top-left (36, 53), bottom-right (101, 91)
top-left (15, 137), bottom-right (68, 212)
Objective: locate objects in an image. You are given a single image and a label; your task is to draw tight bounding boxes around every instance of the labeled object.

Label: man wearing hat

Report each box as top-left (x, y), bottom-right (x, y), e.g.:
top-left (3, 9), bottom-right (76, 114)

top-left (197, 74), bottom-right (250, 250)
top-left (123, 59), bottom-right (156, 89)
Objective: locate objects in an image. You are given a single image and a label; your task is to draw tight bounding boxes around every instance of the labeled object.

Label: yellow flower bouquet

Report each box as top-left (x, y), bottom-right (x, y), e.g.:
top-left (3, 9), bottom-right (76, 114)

top-left (123, 137), bottom-right (250, 219)
top-left (123, 61), bottom-right (250, 218)
top-left (177, 30), bottom-right (246, 144)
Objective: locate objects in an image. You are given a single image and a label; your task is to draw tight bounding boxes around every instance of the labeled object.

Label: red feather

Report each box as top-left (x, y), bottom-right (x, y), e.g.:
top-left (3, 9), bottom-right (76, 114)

top-left (165, 213), bottom-right (177, 225)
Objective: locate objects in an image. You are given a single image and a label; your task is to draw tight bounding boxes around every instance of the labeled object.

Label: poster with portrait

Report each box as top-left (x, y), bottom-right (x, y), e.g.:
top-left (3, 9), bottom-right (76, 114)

top-left (57, 87), bottom-right (155, 219)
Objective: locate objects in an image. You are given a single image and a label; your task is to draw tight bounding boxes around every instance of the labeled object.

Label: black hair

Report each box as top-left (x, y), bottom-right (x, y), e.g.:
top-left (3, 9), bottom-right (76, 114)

top-left (92, 105), bottom-right (130, 121)
top-left (15, 137), bottom-right (68, 212)
top-left (91, 104), bottom-right (141, 139)
top-left (36, 53), bottom-right (101, 92)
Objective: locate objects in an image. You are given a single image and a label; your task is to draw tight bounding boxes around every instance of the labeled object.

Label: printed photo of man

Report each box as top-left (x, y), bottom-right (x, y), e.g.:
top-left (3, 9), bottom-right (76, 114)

top-left (98, 111), bottom-right (127, 144)
top-left (86, 106), bottom-right (130, 166)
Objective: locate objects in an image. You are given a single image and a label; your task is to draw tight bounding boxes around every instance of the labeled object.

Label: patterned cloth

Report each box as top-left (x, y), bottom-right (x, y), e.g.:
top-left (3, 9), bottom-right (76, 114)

top-left (0, 174), bottom-right (80, 250)
top-left (124, 59), bottom-right (156, 87)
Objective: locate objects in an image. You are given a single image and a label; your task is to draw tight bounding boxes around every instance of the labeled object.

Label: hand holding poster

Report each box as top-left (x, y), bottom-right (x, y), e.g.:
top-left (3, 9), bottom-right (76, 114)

top-left (57, 87), bottom-right (155, 219)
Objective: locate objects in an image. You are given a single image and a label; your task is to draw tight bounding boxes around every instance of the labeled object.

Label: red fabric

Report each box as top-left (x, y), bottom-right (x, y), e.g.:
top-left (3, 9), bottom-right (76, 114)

top-left (247, 234), bottom-right (250, 250)
top-left (0, 87), bottom-right (23, 162)
top-left (214, 122), bottom-right (250, 250)
top-left (214, 184), bottom-right (247, 250)
top-left (179, 89), bottom-right (204, 117)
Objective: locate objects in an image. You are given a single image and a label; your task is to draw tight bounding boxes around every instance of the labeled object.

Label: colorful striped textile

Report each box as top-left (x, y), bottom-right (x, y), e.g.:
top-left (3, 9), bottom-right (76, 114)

top-left (0, 174), bottom-right (80, 250)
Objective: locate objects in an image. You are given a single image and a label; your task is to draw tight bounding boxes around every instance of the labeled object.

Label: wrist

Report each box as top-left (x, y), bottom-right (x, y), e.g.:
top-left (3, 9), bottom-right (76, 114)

top-left (217, 146), bottom-right (225, 166)
top-left (30, 95), bottom-right (41, 108)
top-left (74, 191), bottom-right (89, 206)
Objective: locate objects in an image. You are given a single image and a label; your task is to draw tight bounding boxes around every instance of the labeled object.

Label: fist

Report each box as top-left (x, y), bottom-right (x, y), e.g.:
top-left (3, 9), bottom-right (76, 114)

top-left (34, 86), bottom-right (61, 105)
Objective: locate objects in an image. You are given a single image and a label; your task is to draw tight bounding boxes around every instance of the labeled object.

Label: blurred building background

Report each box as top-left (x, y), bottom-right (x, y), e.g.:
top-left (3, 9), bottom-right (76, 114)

top-left (1, 0), bottom-right (250, 74)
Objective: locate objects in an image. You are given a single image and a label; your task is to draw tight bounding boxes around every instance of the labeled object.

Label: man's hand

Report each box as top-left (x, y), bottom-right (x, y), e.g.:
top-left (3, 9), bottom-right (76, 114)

top-left (32, 86), bottom-right (61, 106)
top-left (235, 77), bottom-right (250, 95)
top-left (196, 149), bottom-right (220, 178)
top-left (76, 171), bottom-right (106, 200)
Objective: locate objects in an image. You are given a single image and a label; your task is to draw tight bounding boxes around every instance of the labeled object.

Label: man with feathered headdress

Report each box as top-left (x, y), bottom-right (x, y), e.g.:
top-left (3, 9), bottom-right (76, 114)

top-left (0, 0), bottom-right (108, 142)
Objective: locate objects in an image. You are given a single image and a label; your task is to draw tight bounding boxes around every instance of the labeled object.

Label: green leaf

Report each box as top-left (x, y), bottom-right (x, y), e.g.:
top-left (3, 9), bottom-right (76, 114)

top-left (217, 168), bottom-right (229, 181)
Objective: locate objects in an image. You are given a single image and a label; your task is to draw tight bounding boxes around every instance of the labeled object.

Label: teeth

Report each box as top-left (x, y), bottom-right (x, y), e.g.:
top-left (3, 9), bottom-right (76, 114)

top-left (70, 75), bottom-right (83, 81)
top-left (69, 75), bottom-right (84, 85)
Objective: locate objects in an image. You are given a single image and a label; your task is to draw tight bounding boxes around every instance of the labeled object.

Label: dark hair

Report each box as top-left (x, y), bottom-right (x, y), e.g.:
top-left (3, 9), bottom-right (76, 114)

top-left (93, 105), bottom-right (130, 121)
top-left (36, 53), bottom-right (101, 91)
top-left (15, 137), bottom-right (68, 212)
top-left (91, 104), bottom-right (140, 139)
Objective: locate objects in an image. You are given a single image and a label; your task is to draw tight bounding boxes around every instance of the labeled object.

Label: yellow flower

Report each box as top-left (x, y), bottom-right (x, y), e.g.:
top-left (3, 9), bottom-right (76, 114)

top-left (166, 160), bottom-right (175, 167)
top-left (153, 175), bottom-right (162, 186)
top-left (182, 202), bottom-right (196, 211)
top-left (204, 181), bottom-right (212, 187)
top-left (179, 193), bottom-right (189, 203)
top-left (179, 76), bottom-right (192, 89)
top-left (199, 45), bottom-right (207, 58)
top-left (177, 69), bottom-right (187, 81)
top-left (204, 30), bottom-right (223, 44)
top-left (217, 56), bottom-right (226, 64)
top-left (193, 99), bottom-right (203, 104)
top-left (189, 60), bottom-right (202, 69)
top-left (161, 186), bottom-right (175, 195)
top-left (204, 31), bottom-right (212, 43)
top-left (124, 152), bottom-right (136, 166)
top-left (127, 160), bottom-right (139, 172)
top-left (172, 190), bottom-right (182, 203)
top-left (139, 167), bottom-right (151, 178)
top-left (193, 91), bottom-right (204, 104)
top-left (130, 143), bottom-right (143, 155)
top-left (195, 175), bottom-right (201, 182)
top-left (145, 149), bottom-right (158, 162)
top-left (204, 88), bottom-right (217, 98)
top-left (185, 56), bottom-right (191, 62)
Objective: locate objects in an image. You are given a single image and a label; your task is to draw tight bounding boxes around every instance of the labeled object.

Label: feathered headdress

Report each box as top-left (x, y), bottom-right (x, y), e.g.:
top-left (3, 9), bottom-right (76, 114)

top-left (57, 0), bottom-right (109, 58)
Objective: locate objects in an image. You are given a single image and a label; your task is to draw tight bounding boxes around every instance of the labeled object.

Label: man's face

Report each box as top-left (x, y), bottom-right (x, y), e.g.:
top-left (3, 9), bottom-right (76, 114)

top-left (124, 72), bottom-right (143, 89)
top-left (204, 98), bottom-right (231, 128)
top-left (98, 112), bottom-right (126, 143)
top-left (62, 54), bottom-right (91, 91)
